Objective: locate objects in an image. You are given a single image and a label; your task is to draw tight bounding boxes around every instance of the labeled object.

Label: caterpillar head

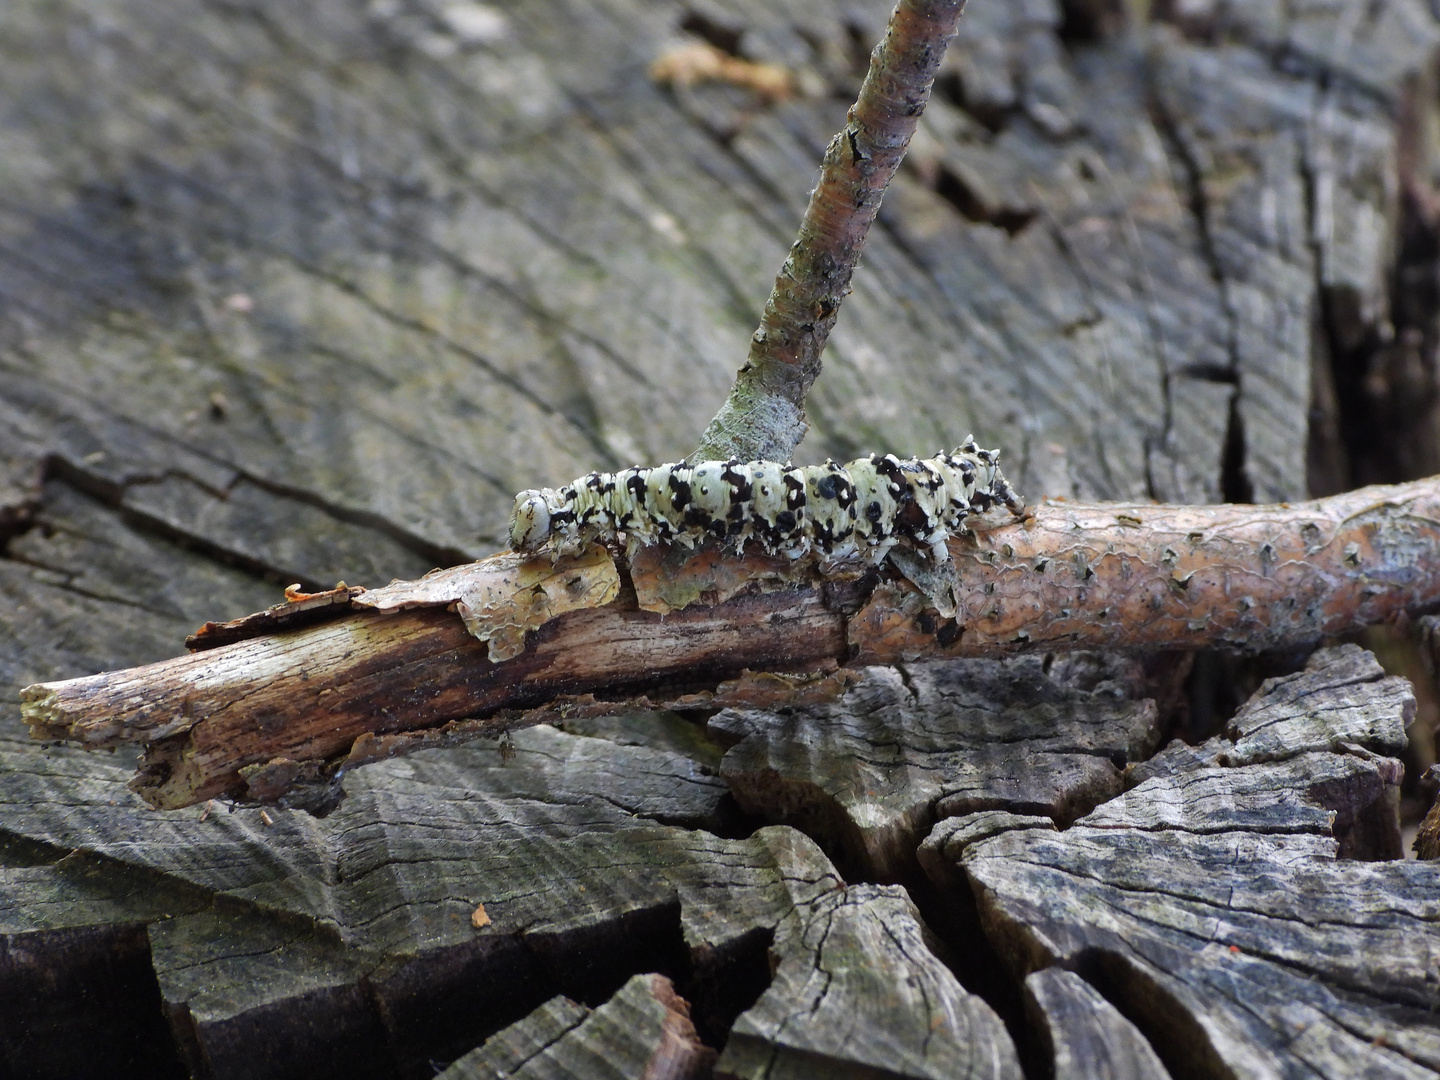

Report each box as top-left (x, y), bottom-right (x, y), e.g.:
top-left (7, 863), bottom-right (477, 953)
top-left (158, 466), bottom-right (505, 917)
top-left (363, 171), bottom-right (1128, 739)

top-left (508, 490), bottom-right (553, 552)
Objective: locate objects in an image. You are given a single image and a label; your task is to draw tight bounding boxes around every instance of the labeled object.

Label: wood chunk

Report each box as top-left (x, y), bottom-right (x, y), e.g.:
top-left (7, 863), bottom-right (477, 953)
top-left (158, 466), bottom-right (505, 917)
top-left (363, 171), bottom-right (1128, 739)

top-left (941, 646), bottom-right (1439, 1079)
top-left (365, 725), bottom-right (738, 834)
top-left (719, 879), bottom-right (1021, 1080)
top-left (1092, 753), bottom-right (1399, 855)
top-left (916, 811), bottom-right (1058, 899)
top-left (0, 740), bottom-right (336, 910)
top-left (122, 791), bottom-right (1023, 1080)
top-left (714, 657), bottom-right (1160, 880)
top-left (149, 907), bottom-right (394, 1080)
top-left (1221, 643), bottom-right (1414, 763)
top-left (0, 710), bottom-right (915, 1078)
top-left (440, 974), bottom-right (715, 1080)
top-left (439, 995), bottom-right (592, 1078)
top-left (1122, 644), bottom-right (1411, 859)
top-left (0, 855), bottom-right (203, 1080)
top-left (9, 736), bottom-right (714, 1076)
top-left (967, 827), bottom-right (1440, 1075)
top-left (1023, 968), bottom-right (1171, 1080)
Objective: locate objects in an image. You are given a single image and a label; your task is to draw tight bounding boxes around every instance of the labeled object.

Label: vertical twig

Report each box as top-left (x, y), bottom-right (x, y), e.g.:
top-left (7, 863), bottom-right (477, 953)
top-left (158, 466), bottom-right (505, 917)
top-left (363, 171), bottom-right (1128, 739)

top-left (691, 0), bottom-right (968, 463)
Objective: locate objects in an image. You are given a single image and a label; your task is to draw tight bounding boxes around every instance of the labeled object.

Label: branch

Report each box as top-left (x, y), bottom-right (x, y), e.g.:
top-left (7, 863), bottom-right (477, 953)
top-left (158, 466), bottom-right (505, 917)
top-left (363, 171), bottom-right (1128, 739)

top-left (22, 478), bottom-right (1440, 811)
top-left (691, 0), bottom-right (967, 463)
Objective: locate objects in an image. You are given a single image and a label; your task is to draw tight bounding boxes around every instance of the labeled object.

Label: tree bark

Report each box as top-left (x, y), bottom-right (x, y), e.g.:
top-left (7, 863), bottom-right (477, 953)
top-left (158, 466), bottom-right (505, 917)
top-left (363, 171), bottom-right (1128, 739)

top-left (22, 477), bottom-right (1440, 810)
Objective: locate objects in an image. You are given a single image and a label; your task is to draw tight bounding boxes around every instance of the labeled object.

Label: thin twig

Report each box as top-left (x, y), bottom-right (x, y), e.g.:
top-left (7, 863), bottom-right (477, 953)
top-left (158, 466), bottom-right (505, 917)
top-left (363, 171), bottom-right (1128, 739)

top-left (691, 0), bottom-right (967, 463)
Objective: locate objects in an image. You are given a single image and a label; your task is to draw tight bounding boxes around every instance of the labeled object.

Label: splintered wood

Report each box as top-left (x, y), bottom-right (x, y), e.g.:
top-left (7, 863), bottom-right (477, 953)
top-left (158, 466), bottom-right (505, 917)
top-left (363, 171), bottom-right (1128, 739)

top-left (21, 477), bottom-right (1440, 809)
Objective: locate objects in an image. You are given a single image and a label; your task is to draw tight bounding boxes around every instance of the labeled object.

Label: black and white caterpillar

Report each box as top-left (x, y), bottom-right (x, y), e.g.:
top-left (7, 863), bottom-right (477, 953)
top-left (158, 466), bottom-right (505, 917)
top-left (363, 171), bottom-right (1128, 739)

top-left (509, 437), bottom-right (1024, 567)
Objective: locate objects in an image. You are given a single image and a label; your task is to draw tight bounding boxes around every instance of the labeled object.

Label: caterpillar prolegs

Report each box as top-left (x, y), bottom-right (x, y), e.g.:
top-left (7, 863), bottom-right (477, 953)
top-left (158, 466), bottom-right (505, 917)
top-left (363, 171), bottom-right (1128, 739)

top-left (509, 437), bottom-right (1024, 567)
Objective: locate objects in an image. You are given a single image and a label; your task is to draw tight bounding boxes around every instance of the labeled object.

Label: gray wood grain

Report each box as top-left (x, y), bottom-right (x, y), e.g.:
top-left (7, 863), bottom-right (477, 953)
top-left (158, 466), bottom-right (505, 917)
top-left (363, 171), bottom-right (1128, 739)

top-left (439, 994), bottom-right (592, 1079)
top-left (0, 855), bottom-right (201, 1079)
top-left (1023, 967), bottom-right (1171, 1080)
top-left (0, 723), bottom-right (752, 1077)
top-left (947, 645), bottom-right (1440, 1079)
top-left (0, 480), bottom-right (279, 728)
top-left (2, 0), bottom-right (1439, 1073)
top-left (713, 656), bottom-right (1162, 880)
top-left (440, 974), bottom-right (715, 1080)
top-left (0, 712), bottom-right (1018, 1078)
top-left (5, 0), bottom-right (1421, 606)
top-left (1127, 643), bottom-right (1412, 859)
top-left (716, 836), bottom-right (1021, 1080)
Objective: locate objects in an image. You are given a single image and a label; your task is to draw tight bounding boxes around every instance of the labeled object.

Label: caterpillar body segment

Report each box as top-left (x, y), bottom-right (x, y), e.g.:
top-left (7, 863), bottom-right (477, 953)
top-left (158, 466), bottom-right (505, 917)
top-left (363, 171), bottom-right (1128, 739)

top-left (507, 437), bottom-right (1023, 565)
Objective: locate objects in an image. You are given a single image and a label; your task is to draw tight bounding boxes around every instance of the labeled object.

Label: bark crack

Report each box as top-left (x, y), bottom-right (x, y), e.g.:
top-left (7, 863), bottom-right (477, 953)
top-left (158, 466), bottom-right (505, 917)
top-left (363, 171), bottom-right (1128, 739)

top-left (1146, 71), bottom-right (1246, 504)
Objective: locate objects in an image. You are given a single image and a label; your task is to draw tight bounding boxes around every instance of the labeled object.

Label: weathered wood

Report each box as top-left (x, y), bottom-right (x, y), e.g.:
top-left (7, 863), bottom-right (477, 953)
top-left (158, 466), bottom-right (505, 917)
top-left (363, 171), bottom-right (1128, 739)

top-left (1022, 967), bottom-right (1171, 1080)
top-left (712, 655), bottom-right (1163, 881)
top-left (937, 645), bottom-right (1438, 1078)
top-left (0, 480), bottom-right (280, 716)
top-left (22, 477), bottom-right (1440, 809)
top-left (0, 710), bottom-right (1019, 1079)
top-left (438, 995), bottom-right (593, 1080)
top-left (9, 0), bottom-right (1424, 599)
top-left (5, 0), bottom-right (1440, 1073)
top-left (439, 975), bottom-right (715, 1080)
top-left (716, 877), bottom-right (1022, 1079)
top-left (36, 577), bottom-right (845, 809)
top-left (0, 854), bottom-right (201, 1080)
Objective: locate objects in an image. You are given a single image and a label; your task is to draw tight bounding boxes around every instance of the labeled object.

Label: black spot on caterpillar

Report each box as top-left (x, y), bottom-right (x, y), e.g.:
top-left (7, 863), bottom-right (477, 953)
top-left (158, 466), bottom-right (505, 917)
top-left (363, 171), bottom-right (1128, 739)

top-left (510, 438), bottom-right (1024, 567)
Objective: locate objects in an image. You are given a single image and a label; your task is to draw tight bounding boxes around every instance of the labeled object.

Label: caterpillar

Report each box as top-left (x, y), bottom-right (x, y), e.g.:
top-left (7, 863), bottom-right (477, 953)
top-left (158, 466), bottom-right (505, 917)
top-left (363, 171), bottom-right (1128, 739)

top-left (509, 437), bottom-right (1024, 567)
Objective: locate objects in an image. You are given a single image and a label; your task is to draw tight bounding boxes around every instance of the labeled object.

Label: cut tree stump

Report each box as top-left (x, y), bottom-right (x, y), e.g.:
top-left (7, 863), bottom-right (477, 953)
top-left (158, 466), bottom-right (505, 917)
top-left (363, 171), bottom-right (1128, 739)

top-left (5, 0), bottom-right (1440, 1077)
top-left (0, 715), bottom-right (1022, 1079)
top-left (934, 645), bottom-right (1438, 1078)
top-left (711, 654), bottom-right (1168, 882)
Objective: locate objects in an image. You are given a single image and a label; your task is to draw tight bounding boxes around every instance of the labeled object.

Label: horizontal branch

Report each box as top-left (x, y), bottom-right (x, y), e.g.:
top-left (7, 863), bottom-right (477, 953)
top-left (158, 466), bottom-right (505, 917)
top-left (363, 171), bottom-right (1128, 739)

top-left (21, 477), bottom-right (1440, 810)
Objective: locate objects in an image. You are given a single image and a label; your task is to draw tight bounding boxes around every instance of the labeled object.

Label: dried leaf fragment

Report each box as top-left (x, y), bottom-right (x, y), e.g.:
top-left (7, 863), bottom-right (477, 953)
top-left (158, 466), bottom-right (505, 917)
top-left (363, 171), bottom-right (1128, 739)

top-left (650, 41), bottom-right (795, 103)
top-left (284, 581), bottom-right (352, 603)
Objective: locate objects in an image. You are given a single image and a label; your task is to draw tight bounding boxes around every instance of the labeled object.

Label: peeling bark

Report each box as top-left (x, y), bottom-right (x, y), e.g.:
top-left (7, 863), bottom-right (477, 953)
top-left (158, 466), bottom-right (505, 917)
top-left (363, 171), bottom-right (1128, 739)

top-left (22, 477), bottom-right (1440, 809)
